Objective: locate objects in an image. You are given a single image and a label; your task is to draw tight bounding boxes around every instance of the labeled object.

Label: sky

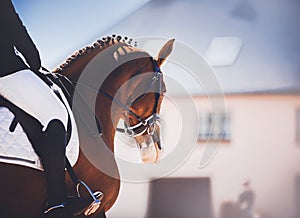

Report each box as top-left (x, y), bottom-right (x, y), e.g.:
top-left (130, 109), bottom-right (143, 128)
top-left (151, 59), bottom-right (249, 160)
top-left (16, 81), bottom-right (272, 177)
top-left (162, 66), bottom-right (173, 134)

top-left (11, 0), bottom-right (150, 69)
top-left (10, 0), bottom-right (300, 94)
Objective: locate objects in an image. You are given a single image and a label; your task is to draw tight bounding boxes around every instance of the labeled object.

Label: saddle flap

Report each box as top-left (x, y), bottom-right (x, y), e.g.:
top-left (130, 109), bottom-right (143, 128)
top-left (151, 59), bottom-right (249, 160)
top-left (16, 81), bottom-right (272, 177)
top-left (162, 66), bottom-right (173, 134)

top-left (0, 99), bottom-right (80, 171)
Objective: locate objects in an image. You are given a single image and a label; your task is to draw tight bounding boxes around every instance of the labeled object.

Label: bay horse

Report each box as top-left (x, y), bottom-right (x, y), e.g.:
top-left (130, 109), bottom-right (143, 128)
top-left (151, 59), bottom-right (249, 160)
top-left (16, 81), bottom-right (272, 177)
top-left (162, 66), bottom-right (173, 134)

top-left (0, 35), bottom-right (174, 218)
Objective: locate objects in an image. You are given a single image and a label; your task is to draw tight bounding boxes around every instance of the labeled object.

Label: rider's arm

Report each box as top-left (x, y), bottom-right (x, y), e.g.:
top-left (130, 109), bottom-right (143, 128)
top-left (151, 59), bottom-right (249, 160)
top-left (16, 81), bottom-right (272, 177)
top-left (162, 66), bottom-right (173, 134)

top-left (4, 0), bottom-right (41, 71)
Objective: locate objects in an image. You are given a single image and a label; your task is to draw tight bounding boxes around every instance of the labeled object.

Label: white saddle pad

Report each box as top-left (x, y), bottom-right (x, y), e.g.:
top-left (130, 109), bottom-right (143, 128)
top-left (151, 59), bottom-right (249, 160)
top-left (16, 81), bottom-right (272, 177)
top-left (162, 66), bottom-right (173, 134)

top-left (0, 106), bottom-right (79, 171)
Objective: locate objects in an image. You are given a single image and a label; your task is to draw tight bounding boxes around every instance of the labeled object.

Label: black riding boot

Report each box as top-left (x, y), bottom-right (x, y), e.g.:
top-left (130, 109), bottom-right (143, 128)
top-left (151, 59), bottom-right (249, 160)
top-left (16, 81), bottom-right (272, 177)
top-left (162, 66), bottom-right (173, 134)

top-left (39, 119), bottom-right (68, 208)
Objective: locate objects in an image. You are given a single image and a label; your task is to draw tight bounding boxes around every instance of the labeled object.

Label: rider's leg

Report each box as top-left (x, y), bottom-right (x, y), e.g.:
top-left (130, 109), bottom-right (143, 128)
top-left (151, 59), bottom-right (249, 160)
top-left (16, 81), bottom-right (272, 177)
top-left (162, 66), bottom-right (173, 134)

top-left (40, 119), bottom-right (67, 207)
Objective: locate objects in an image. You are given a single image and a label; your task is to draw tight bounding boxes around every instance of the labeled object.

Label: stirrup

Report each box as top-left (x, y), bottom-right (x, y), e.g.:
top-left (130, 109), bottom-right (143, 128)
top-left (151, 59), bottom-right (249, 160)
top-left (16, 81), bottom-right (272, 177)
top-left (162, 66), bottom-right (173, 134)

top-left (76, 180), bottom-right (104, 216)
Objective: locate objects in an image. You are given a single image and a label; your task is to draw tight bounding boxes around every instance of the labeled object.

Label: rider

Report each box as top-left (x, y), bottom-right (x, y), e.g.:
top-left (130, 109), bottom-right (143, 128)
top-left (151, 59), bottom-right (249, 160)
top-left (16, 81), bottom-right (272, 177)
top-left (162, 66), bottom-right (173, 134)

top-left (0, 0), bottom-right (95, 216)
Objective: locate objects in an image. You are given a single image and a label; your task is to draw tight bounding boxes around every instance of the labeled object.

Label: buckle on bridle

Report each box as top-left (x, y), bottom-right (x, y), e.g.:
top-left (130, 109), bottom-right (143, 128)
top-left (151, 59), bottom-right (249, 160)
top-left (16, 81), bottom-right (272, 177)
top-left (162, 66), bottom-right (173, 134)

top-left (142, 119), bottom-right (148, 126)
top-left (147, 124), bottom-right (156, 135)
top-left (152, 71), bottom-right (162, 81)
top-left (125, 128), bottom-right (134, 137)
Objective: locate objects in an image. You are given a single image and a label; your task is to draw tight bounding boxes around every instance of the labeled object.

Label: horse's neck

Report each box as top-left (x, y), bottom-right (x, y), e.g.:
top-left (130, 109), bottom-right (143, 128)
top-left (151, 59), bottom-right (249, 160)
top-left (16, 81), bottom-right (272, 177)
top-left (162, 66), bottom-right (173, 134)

top-left (60, 48), bottom-right (101, 82)
top-left (59, 48), bottom-right (128, 151)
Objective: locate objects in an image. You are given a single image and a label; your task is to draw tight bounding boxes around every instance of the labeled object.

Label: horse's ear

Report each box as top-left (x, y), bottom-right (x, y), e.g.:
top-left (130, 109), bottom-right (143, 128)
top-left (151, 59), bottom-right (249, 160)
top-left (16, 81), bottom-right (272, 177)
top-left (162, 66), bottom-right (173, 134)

top-left (156, 39), bottom-right (175, 67)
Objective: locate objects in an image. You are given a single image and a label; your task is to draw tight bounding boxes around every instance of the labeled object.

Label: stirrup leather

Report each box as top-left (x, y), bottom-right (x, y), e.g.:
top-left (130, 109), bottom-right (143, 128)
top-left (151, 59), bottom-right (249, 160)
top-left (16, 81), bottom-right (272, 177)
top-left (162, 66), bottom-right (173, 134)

top-left (65, 156), bottom-right (104, 215)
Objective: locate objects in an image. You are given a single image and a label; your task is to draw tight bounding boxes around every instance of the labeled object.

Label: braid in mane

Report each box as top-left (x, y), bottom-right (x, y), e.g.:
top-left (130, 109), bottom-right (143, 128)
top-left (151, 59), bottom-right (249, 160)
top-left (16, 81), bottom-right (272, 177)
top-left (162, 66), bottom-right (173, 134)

top-left (53, 34), bottom-right (137, 73)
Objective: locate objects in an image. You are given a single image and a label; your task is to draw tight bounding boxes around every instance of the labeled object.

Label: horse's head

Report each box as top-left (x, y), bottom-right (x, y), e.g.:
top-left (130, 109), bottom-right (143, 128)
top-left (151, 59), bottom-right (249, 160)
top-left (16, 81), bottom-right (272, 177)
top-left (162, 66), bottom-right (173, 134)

top-left (117, 39), bottom-right (174, 163)
top-left (55, 36), bottom-right (174, 164)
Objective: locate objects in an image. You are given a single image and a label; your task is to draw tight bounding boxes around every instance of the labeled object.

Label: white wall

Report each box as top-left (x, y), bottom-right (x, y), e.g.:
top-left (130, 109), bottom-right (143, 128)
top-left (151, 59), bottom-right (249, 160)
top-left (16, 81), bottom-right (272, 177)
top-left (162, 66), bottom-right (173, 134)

top-left (108, 94), bottom-right (300, 218)
top-left (189, 94), bottom-right (300, 218)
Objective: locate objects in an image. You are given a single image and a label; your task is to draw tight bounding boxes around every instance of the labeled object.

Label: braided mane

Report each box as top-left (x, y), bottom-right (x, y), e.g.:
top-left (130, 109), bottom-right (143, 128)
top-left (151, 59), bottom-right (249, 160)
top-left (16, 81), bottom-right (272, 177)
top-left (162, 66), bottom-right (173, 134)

top-left (53, 34), bottom-right (137, 73)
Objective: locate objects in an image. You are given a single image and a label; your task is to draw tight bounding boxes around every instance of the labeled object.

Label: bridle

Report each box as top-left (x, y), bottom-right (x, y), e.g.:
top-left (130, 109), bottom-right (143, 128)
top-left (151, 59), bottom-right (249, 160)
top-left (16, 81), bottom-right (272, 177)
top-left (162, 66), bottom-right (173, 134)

top-left (53, 56), bottom-right (164, 140)
top-left (51, 57), bottom-right (164, 140)
top-left (99, 58), bottom-right (164, 138)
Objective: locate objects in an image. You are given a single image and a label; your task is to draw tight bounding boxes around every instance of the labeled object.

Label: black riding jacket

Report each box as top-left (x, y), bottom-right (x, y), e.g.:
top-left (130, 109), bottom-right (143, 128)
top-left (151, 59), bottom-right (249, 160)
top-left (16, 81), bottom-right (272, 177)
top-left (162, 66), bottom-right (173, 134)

top-left (0, 0), bottom-right (41, 77)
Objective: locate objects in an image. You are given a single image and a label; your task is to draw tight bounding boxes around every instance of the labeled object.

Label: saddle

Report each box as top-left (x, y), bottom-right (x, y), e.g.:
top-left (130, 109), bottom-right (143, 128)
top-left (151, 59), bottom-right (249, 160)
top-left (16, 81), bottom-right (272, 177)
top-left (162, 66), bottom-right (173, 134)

top-left (0, 73), bottom-right (79, 170)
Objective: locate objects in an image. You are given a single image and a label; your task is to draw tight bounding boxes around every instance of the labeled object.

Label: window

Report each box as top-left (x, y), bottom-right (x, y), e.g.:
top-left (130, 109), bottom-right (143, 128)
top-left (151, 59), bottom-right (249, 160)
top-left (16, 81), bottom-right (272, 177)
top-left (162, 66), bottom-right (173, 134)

top-left (198, 112), bottom-right (231, 142)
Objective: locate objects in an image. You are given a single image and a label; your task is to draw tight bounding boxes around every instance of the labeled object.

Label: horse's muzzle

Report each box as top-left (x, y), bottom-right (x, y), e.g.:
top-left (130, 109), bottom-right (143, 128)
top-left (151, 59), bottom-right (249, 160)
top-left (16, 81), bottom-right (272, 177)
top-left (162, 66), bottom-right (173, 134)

top-left (135, 129), bottom-right (163, 163)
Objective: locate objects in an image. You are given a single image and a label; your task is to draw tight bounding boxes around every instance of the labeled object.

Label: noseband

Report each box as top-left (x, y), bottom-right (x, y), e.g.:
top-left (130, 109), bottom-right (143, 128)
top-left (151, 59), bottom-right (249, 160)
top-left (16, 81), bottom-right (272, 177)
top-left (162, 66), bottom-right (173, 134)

top-left (121, 113), bottom-right (161, 137)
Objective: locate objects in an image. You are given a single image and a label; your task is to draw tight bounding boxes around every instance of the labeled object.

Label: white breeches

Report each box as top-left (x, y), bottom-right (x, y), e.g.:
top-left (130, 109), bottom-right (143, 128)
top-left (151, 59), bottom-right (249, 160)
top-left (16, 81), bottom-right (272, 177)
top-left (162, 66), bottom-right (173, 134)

top-left (0, 69), bottom-right (68, 131)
